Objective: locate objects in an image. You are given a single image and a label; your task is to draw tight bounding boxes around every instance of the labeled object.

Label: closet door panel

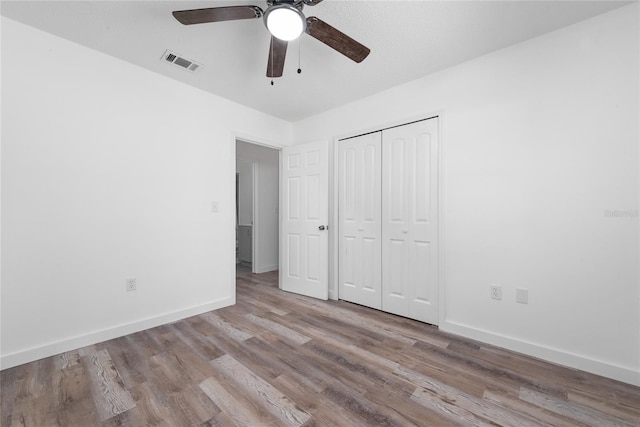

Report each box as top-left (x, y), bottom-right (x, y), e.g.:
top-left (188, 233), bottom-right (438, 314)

top-left (411, 241), bottom-right (432, 303)
top-left (382, 238), bottom-right (408, 315)
top-left (413, 133), bottom-right (432, 223)
top-left (342, 235), bottom-right (356, 290)
top-left (382, 133), bottom-right (411, 318)
top-left (338, 133), bottom-right (382, 309)
top-left (382, 118), bottom-right (439, 324)
top-left (388, 138), bottom-right (407, 224)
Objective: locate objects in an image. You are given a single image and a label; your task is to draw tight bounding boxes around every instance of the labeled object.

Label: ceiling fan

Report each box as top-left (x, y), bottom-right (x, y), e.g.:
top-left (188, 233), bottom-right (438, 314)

top-left (172, 0), bottom-right (370, 78)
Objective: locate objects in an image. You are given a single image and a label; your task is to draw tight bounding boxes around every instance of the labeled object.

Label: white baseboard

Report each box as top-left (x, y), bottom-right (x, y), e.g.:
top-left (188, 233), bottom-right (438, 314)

top-left (0, 297), bottom-right (233, 370)
top-left (440, 320), bottom-right (640, 387)
top-left (255, 264), bottom-right (278, 274)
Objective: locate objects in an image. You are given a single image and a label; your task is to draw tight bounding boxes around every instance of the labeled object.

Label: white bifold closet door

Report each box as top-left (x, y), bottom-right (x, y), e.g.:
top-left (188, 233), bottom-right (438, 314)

top-left (382, 118), bottom-right (439, 324)
top-left (338, 132), bottom-right (382, 309)
top-left (338, 117), bottom-right (439, 324)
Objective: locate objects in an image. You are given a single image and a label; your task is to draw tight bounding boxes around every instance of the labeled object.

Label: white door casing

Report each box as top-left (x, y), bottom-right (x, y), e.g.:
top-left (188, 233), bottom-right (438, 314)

top-left (280, 141), bottom-right (329, 300)
top-left (338, 133), bottom-right (382, 309)
top-left (382, 118), bottom-right (439, 324)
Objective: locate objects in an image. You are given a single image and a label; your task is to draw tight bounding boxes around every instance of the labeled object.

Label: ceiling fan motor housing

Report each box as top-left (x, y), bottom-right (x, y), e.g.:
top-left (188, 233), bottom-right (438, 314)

top-left (267, 0), bottom-right (305, 8)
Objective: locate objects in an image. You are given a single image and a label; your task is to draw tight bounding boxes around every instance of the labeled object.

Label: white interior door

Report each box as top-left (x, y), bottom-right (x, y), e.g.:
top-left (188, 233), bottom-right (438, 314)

top-left (338, 133), bottom-right (382, 309)
top-left (280, 141), bottom-right (329, 300)
top-left (382, 118), bottom-right (439, 324)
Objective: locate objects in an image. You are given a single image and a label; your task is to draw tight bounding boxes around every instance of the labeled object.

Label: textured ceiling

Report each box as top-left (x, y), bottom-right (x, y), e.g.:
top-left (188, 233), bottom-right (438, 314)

top-left (1, 1), bottom-right (631, 121)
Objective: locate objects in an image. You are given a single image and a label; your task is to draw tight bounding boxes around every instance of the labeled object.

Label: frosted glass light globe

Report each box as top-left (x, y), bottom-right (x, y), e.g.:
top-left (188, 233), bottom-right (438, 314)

top-left (265, 5), bottom-right (305, 41)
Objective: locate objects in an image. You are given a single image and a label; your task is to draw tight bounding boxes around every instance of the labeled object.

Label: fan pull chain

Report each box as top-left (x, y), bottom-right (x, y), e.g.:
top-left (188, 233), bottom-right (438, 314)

top-left (270, 38), bottom-right (274, 86)
top-left (297, 38), bottom-right (302, 74)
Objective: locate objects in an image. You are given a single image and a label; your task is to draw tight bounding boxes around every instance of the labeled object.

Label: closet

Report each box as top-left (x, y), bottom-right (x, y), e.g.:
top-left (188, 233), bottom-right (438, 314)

top-left (338, 117), bottom-right (439, 324)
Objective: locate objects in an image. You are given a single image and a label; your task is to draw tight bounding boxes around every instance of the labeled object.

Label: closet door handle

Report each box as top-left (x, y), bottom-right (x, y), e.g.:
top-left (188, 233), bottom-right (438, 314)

top-left (318, 225), bottom-right (326, 231)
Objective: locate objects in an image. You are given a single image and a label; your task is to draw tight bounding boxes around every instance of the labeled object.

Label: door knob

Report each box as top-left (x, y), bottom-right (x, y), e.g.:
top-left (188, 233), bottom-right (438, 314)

top-left (318, 225), bottom-right (326, 231)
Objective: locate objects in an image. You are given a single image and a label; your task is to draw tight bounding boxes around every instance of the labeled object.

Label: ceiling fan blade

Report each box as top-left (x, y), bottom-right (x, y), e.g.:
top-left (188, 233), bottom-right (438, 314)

top-left (305, 17), bottom-right (370, 63)
top-left (302, 0), bottom-right (325, 5)
top-left (267, 36), bottom-right (288, 78)
top-left (172, 6), bottom-right (263, 25)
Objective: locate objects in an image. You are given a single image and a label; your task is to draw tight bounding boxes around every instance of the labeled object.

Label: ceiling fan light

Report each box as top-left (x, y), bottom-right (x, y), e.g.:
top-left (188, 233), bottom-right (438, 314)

top-left (264, 4), bottom-right (305, 41)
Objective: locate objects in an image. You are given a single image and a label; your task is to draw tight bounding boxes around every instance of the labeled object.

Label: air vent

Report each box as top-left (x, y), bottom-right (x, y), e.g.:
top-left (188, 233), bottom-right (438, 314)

top-left (161, 50), bottom-right (202, 72)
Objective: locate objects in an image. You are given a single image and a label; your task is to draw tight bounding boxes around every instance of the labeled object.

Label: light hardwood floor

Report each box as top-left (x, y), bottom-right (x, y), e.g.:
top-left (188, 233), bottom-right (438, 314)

top-left (2, 270), bottom-right (639, 426)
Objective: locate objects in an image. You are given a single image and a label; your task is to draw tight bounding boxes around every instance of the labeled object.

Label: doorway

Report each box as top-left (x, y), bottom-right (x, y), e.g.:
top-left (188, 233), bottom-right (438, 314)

top-left (235, 140), bottom-right (280, 278)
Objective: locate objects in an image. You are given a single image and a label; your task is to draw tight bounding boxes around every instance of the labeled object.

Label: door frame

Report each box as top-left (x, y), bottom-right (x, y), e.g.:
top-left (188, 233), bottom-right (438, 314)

top-left (233, 134), bottom-right (283, 280)
top-left (250, 161), bottom-right (259, 273)
top-left (330, 111), bottom-right (447, 326)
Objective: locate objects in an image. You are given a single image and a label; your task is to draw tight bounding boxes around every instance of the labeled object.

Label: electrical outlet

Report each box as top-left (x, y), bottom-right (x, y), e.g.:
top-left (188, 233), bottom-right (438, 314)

top-left (516, 288), bottom-right (529, 304)
top-left (490, 285), bottom-right (502, 300)
top-left (126, 278), bottom-right (137, 292)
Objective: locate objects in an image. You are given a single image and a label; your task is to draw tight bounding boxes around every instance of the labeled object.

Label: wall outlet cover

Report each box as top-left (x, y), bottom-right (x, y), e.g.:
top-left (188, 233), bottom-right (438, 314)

top-left (516, 288), bottom-right (529, 304)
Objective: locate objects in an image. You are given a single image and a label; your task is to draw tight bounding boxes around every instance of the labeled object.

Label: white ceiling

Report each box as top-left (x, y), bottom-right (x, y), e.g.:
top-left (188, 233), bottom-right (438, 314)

top-left (1, 0), bottom-right (631, 121)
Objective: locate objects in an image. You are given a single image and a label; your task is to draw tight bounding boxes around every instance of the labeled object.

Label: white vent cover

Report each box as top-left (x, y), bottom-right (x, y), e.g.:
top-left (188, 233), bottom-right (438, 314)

top-left (161, 49), bottom-right (202, 72)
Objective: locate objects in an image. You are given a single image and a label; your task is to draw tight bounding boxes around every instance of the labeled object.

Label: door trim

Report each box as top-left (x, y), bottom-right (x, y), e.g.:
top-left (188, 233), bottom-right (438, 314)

top-left (251, 161), bottom-right (258, 273)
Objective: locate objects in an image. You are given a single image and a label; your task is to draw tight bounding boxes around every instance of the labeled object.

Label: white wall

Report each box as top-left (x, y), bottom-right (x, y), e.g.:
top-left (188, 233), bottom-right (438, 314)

top-left (237, 159), bottom-right (254, 227)
top-left (293, 4), bottom-right (640, 385)
top-left (237, 141), bottom-right (280, 273)
top-left (0, 17), bottom-right (291, 368)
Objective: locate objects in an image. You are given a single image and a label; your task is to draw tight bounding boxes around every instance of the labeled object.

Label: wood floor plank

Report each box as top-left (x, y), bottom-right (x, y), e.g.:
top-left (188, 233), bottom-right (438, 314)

top-left (201, 312), bottom-right (254, 342)
top-left (413, 338), bottom-right (569, 399)
top-left (482, 387), bottom-right (580, 427)
top-left (239, 336), bottom-right (330, 394)
top-left (7, 358), bottom-right (60, 426)
top-left (125, 381), bottom-right (176, 427)
top-left (281, 313), bottom-right (400, 371)
top-left (303, 340), bottom-right (417, 398)
top-left (568, 389), bottom-right (640, 421)
top-left (83, 349), bottom-right (136, 422)
top-left (321, 382), bottom-right (416, 427)
top-left (199, 375), bottom-right (282, 426)
top-left (244, 313), bottom-right (311, 345)
top-left (1, 366), bottom-right (17, 426)
top-left (410, 386), bottom-right (496, 427)
top-left (399, 364), bottom-right (543, 427)
top-left (236, 293), bottom-right (291, 316)
top-left (51, 363), bottom-right (101, 426)
top-left (148, 351), bottom-right (192, 394)
top-left (179, 383), bottom-right (221, 423)
top-left (211, 354), bottom-right (311, 426)
top-left (186, 317), bottom-right (286, 384)
top-left (156, 325), bottom-right (217, 384)
top-left (98, 336), bottom-right (148, 390)
top-left (54, 350), bottom-right (81, 370)
top-left (519, 387), bottom-right (638, 427)
top-left (2, 269), bottom-right (639, 426)
top-left (199, 410), bottom-right (239, 427)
